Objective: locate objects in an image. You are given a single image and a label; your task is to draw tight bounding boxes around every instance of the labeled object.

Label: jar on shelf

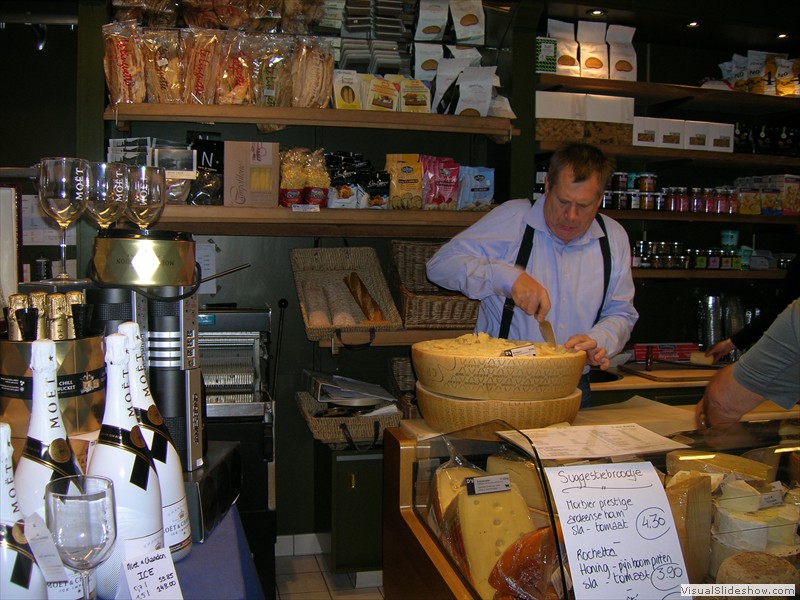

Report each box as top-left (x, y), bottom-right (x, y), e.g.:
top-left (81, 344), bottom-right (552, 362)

top-left (675, 254), bottom-right (691, 269)
top-left (655, 190), bottom-right (668, 211)
top-left (720, 249), bottom-right (734, 269)
top-left (611, 191), bottom-right (628, 210)
top-left (690, 187), bottom-right (705, 212)
top-left (641, 191), bottom-right (656, 210)
top-left (714, 187), bottom-right (729, 214)
top-left (676, 187), bottom-right (690, 212)
top-left (656, 241), bottom-right (671, 255)
top-left (638, 172), bottom-right (658, 192)
top-left (629, 189), bottom-right (641, 210)
top-left (611, 172), bottom-right (628, 191)
top-left (707, 249), bottom-right (721, 269)
top-left (690, 248), bottom-right (707, 269)
top-left (670, 241), bottom-right (684, 255)
top-left (602, 189), bottom-right (614, 209)
top-left (703, 188), bottom-right (717, 213)
top-left (632, 241), bottom-right (645, 267)
top-left (727, 188), bottom-right (739, 214)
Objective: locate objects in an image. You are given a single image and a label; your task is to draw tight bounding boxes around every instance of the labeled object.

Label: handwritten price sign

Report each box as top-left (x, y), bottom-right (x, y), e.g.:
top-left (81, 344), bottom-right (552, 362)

top-left (124, 549), bottom-right (183, 600)
top-left (545, 462), bottom-right (688, 600)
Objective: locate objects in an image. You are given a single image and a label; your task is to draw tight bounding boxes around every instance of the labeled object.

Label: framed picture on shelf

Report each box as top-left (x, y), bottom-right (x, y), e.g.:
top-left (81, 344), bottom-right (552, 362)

top-left (0, 184), bottom-right (22, 298)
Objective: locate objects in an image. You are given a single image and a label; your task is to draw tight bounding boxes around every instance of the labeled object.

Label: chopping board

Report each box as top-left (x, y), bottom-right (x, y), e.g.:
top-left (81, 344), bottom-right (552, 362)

top-left (618, 362), bottom-right (720, 382)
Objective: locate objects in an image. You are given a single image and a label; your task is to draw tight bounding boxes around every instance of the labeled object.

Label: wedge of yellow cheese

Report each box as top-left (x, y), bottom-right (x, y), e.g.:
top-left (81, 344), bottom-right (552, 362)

top-left (666, 475), bottom-right (712, 584)
top-left (666, 450), bottom-right (773, 483)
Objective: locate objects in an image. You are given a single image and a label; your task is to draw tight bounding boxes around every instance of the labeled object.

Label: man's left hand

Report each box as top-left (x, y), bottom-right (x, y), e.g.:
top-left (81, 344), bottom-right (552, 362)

top-left (566, 334), bottom-right (609, 370)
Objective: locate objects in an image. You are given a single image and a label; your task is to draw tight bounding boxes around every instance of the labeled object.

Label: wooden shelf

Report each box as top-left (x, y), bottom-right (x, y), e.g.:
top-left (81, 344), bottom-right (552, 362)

top-left (601, 209), bottom-right (800, 227)
top-left (633, 269), bottom-right (786, 280)
top-left (537, 141), bottom-right (800, 170)
top-left (104, 103), bottom-right (519, 140)
top-left (536, 74), bottom-right (800, 118)
top-left (317, 328), bottom-right (472, 349)
top-left (152, 204), bottom-right (484, 237)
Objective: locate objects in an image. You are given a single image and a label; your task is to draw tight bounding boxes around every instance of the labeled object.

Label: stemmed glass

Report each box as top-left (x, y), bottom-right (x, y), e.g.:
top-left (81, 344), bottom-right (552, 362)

top-left (86, 162), bottom-right (129, 229)
top-left (45, 475), bottom-right (117, 600)
top-left (38, 157), bottom-right (93, 283)
top-left (127, 166), bottom-right (166, 229)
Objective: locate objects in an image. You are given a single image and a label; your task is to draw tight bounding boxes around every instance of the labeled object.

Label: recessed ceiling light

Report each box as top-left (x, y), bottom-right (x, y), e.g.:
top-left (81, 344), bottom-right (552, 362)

top-left (586, 9), bottom-right (606, 16)
top-left (686, 21), bottom-right (700, 28)
top-left (777, 33), bottom-right (788, 39)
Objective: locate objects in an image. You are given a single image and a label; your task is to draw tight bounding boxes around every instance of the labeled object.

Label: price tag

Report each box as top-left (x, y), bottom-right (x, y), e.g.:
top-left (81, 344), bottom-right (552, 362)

top-left (24, 513), bottom-right (69, 583)
top-left (465, 474), bottom-right (511, 495)
top-left (545, 462), bottom-right (689, 600)
top-left (123, 548), bottom-right (183, 600)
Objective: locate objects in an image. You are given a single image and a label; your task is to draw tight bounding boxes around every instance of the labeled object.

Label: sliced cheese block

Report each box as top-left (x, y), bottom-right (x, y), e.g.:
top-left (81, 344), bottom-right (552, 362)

top-left (443, 482), bottom-right (535, 600)
top-left (488, 527), bottom-right (556, 600)
top-left (411, 333), bottom-right (586, 400)
top-left (689, 351), bottom-right (715, 366)
top-left (429, 465), bottom-right (485, 527)
top-left (718, 479), bottom-right (762, 512)
top-left (665, 475), bottom-right (712, 584)
top-left (666, 449), bottom-right (773, 482)
top-left (486, 454), bottom-right (549, 511)
top-left (716, 551), bottom-right (800, 588)
top-left (741, 446), bottom-right (782, 483)
top-left (666, 469), bottom-right (724, 492)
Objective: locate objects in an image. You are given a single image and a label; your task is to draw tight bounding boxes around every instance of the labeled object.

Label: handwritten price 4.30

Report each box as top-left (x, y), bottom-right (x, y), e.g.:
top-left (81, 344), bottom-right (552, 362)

top-left (636, 506), bottom-right (669, 540)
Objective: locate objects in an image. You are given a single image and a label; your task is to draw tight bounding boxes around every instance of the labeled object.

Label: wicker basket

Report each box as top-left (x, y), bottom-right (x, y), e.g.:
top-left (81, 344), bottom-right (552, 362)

top-left (415, 382), bottom-right (581, 433)
top-left (296, 391), bottom-right (402, 446)
top-left (390, 240), bottom-right (479, 330)
top-left (290, 247), bottom-right (403, 341)
top-left (387, 356), bottom-right (420, 419)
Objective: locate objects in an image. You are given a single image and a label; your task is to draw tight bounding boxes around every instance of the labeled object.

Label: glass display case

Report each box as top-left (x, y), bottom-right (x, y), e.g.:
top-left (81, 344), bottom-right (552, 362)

top-left (383, 417), bottom-right (800, 600)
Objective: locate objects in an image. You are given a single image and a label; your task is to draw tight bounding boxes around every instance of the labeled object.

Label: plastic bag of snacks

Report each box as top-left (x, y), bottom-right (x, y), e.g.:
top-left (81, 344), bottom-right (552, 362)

top-left (279, 147), bottom-right (308, 207)
top-left (143, 0), bottom-right (179, 27)
top-left (387, 154), bottom-right (423, 210)
top-left (281, 0), bottom-right (324, 34)
top-left (304, 148), bottom-right (331, 206)
top-left (141, 28), bottom-right (184, 103)
top-left (290, 37), bottom-right (334, 108)
top-left (217, 31), bottom-right (253, 104)
top-left (421, 155), bottom-right (460, 210)
top-left (457, 166), bottom-right (494, 211)
top-left (182, 28), bottom-right (224, 104)
top-left (102, 20), bottom-right (147, 106)
top-left (112, 0), bottom-right (145, 23)
top-left (251, 34), bottom-right (293, 107)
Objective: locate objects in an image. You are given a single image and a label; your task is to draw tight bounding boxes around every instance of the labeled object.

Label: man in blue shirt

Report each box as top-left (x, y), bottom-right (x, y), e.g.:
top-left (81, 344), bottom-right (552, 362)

top-left (427, 143), bottom-right (638, 406)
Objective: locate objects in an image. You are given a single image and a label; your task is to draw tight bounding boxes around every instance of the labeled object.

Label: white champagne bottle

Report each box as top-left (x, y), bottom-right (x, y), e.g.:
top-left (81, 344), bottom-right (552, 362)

top-left (118, 321), bottom-right (192, 561)
top-left (13, 339), bottom-right (90, 600)
top-left (1, 422), bottom-right (48, 600)
top-left (87, 333), bottom-right (164, 599)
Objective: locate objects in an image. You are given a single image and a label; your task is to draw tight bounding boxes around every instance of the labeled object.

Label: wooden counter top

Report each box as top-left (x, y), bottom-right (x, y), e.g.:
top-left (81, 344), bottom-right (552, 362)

top-left (589, 367), bottom-right (709, 392)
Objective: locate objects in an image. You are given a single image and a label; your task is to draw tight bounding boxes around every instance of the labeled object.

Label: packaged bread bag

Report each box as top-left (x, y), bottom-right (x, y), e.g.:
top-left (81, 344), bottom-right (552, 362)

top-left (547, 19), bottom-right (579, 77)
top-left (729, 54), bottom-right (749, 92)
top-left (747, 50), bottom-right (786, 95)
top-left (449, 0), bottom-right (485, 46)
top-left (415, 0), bottom-right (448, 41)
top-left (577, 20), bottom-right (608, 79)
top-left (606, 24), bottom-right (636, 81)
top-left (774, 57), bottom-right (797, 97)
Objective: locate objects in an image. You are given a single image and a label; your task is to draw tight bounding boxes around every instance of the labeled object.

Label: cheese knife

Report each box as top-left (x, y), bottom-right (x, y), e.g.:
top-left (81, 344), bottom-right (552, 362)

top-left (539, 319), bottom-right (556, 348)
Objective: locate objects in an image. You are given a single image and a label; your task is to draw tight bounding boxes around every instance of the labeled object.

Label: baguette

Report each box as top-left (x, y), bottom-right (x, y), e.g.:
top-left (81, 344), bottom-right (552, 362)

top-left (322, 282), bottom-right (358, 327)
top-left (343, 272), bottom-right (384, 322)
top-left (302, 280), bottom-right (332, 328)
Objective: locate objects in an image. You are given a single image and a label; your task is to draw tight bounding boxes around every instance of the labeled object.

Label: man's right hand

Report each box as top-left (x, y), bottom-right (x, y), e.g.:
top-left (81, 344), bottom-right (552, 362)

top-left (705, 338), bottom-right (737, 362)
top-left (510, 272), bottom-right (551, 320)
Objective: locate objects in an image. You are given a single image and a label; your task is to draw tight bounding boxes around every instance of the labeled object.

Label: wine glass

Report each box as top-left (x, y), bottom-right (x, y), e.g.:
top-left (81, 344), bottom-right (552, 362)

top-left (45, 475), bottom-right (117, 600)
top-left (86, 162), bottom-right (129, 229)
top-left (38, 157), bottom-right (93, 283)
top-left (127, 166), bottom-right (166, 229)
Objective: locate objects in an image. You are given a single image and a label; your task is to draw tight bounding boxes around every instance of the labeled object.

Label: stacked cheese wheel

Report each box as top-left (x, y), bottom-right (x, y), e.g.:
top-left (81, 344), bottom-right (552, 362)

top-left (411, 333), bottom-right (586, 431)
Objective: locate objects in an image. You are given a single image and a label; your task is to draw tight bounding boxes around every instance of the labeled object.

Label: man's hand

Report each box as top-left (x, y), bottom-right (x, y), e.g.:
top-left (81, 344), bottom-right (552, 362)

top-left (566, 334), bottom-right (609, 370)
top-left (705, 338), bottom-right (737, 362)
top-left (510, 272), bottom-right (551, 320)
top-left (695, 366), bottom-right (765, 428)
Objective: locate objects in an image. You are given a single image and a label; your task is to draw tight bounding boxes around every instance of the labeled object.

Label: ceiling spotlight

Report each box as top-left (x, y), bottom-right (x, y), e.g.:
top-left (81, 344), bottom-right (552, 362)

top-left (587, 9), bottom-right (606, 16)
top-left (686, 21), bottom-right (700, 28)
top-left (777, 33), bottom-right (788, 39)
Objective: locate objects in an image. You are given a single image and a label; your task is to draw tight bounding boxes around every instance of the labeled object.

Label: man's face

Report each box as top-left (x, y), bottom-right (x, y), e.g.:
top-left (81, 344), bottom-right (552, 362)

top-left (543, 166), bottom-right (604, 243)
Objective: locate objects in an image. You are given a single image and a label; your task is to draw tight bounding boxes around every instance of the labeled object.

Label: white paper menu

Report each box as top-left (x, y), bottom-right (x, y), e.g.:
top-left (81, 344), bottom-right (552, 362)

top-left (545, 462), bottom-right (689, 600)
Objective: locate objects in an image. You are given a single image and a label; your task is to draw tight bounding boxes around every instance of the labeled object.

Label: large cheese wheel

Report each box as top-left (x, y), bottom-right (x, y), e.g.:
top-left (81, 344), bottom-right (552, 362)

top-left (443, 482), bottom-right (535, 600)
top-left (716, 552), bottom-right (799, 592)
top-left (416, 382), bottom-right (581, 432)
top-left (412, 333), bottom-right (586, 400)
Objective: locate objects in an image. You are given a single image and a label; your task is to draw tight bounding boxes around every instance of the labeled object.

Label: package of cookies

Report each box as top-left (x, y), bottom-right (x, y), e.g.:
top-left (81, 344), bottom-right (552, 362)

top-left (333, 69), bottom-right (362, 109)
top-left (606, 24), bottom-right (636, 82)
top-left (414, 0), bottom-right (448, 42)
top-left (449, 0), bottom-right (484, 45)
top-left (577, 20), bottom-right (608, 79)
top-left (454, 66), bottom-right (495, 117)
top-left (547, 19), bottom-right (579, 78)
top-left (414, 42), bottom-right (444, 82)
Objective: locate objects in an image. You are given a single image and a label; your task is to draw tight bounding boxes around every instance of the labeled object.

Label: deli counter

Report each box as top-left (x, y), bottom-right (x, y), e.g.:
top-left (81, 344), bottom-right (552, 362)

top-left (383, 400), bottom-right (800, 600)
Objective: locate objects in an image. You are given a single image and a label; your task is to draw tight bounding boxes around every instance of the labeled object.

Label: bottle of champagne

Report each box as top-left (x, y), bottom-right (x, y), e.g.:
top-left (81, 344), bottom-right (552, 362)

top-left (87, 333), bottom-right (163, 599)
top-left (13, 339), bottom-right (89, 600)
top-left (119, 321), bottom-right (192, 561)
top-left (1, 422), bottom-right (48, 600)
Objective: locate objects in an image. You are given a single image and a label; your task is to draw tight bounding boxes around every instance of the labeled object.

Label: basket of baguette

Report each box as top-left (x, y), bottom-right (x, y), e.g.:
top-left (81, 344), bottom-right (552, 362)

top-left (290, 247), bottom-right (403, 342)
top-left (390, 240), bottom-right (479, 329)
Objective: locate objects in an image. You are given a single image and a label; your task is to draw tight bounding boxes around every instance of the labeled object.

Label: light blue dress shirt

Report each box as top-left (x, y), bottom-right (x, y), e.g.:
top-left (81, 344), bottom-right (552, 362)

top-left (426, 199), bottom-right (638, 360)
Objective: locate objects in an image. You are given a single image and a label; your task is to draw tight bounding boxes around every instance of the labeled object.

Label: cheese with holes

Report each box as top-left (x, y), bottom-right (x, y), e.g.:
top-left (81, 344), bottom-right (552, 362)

top-left (666, 475), bottom-right (712, 584)
top-left (716, 551), bottom-right (800, 588)
top-left (411, 333), bottom-right (586, 400)
top-left (429, 465), bottom-right (485, 527)
top-left (443, 482), bottom-right (535, 600)
top-left (718, 479), bottom-right (762, 512)
top-left (486, 454), bottom-right (549, 511)
top-left (666, 450), bottom-right (773, 482)
top-left (666, 469), bottom-right (724, 492)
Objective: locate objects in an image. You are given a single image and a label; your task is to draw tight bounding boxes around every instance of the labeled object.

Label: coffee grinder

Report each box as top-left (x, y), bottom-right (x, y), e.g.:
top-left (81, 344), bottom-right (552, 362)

top-left (91, 228), bottom-right (204, 471)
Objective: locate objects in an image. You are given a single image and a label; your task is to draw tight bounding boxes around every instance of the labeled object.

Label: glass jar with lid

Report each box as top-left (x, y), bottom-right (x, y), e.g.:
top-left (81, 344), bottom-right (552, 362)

top-left (703, 188), bottom-right (717, 213)
top-left (690, 187), bottom-right (705, 212)
top-left (677, 187), bottom-right (690, 212)
top-left (707, 249), bottom-right (721, 269)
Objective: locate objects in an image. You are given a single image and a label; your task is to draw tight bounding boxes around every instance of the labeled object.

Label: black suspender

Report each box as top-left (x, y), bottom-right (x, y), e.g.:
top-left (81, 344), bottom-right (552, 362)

top-left (498, 214), bottom-right (611, 339)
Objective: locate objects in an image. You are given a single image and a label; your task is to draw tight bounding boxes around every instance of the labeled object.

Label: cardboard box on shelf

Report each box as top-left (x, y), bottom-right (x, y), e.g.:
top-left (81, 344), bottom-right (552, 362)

top-left (584, 94), bottom-right (633, 145)
top-left (657, 118), bottom-right (684, 149)
top-left (769, 174), bottom-right (800, 215)
top-left (684, 120), bottom-right (710, 151)
top-left (534, 91), bottom-right (585, 142)
top-left (222, 142), bottom-right (280, 207)
top-left (535, 37), bottom-right (558, 74)
top-left (633, 116), bottom-right (659, 147)
top-left (709, 122), bottom-right (735, 153)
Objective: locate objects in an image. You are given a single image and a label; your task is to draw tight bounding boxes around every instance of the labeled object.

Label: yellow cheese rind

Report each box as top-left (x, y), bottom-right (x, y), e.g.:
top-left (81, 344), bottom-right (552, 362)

top-left (716, 551), bottom-right (800, 586)
top-left (666, 450), bottom-right (773, 482)
top-left (486, 455), bottom-right (549, 511)
top-left (665, 475), bottom-right (712, 584)
top-left (444, 482), bottom-right (535, 600)
top-left (429, 465), bottom-right (485, 527)
top-left (412, 333), bottom-right (586, 400)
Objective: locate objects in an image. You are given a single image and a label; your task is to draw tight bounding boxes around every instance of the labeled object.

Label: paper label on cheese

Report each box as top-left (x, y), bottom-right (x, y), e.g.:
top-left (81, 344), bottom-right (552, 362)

top-left (466, 474), bottom-right (511, 495)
